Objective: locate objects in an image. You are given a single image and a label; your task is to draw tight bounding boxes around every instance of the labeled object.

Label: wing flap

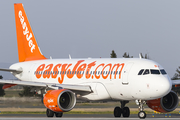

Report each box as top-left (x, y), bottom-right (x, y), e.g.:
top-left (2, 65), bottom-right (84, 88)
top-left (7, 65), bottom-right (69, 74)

top-left (52, 84), bottom-right (92, 92)
top-left (0, 80), bottom-right (47, 87)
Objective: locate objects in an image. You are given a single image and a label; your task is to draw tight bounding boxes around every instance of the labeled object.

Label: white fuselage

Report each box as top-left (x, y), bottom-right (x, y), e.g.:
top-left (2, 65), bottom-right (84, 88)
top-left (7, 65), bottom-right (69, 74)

top-left (10, 58), bottom-right (172, 101)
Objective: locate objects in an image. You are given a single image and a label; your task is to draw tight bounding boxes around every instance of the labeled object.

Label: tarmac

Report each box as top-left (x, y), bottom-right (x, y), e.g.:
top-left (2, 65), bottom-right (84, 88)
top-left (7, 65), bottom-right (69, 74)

top-left (0, 118), bottom-right (180, 120)
top-left (0, 113), bottom-right (179, 118)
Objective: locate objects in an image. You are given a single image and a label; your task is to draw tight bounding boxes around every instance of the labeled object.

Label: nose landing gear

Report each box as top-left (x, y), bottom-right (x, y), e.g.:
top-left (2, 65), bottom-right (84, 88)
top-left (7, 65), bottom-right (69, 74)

top-left (137, 100), bottom-right (146, 119)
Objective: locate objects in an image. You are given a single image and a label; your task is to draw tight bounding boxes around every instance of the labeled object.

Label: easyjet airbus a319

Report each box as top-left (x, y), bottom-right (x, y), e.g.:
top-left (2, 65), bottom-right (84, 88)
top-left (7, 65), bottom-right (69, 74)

top-left (0, 3), bottom-right (180, 119)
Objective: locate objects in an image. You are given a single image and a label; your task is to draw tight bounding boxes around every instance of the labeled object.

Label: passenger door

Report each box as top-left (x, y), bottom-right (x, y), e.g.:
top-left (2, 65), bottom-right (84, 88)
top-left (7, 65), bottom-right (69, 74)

top-left (122, 62), bottom-right (134, 85)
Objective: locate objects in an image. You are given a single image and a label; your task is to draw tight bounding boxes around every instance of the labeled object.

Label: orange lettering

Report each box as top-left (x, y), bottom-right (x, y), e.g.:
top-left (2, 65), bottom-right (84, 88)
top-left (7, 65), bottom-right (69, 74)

top-left (95, 63), bottom-right (104, 79)
top-left (102, 63), bottom-right (112, 79)
top-left (85, 61), bottom-right (96, 79)
top-left (43, 64), bottom-right (53, 78)
top-left (51, 64), bottom-right (61, 78)
top-left (58, 64), bottom-right (72, 84)
top-left (36, 64), bottom-right (45, 79)
top-left (35, 61), bottom-right (125, 82)
top-left (119, 63), bottom-right (124, 79)
top-left (76, 64), bottom-right (87, 79)
top-left (110, 63), bottom-right (124, 79)
top-left (67, 60), bottom-right (84, 79)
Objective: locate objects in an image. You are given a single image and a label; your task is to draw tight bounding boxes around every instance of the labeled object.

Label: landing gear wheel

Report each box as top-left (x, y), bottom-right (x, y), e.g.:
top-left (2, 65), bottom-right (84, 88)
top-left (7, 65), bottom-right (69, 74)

top-left (46, 109), bottom-right (54, 117)
top-left (122, 107), bottom-right (130, 117)
top-left (138, 111), bottom-right (146, 119)
top-left (114, 106), bottom-right (122, 117)
top-left (55, 112), bottom-right (63, 117)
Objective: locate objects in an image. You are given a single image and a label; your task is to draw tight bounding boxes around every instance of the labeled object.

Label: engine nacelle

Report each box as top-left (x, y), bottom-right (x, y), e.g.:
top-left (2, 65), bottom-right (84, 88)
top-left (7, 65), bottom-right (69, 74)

top-left (43, 89), bottom-right (76, 112)
top-left (146, 90), bottom-right (179, 113)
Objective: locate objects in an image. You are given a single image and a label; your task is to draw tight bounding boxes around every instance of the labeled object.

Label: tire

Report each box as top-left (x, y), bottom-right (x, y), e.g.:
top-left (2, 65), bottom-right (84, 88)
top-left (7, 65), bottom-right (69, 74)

top-left (138, 111), bottom-right (146, 119)
top-left (46, 109), bottom-right (54, 117)
top-left (114, 106), bottom-right (122, 117)
top-left (55, 112), bottom-right (63, 117)
top-left (122, 107), bottom-right (130, 117)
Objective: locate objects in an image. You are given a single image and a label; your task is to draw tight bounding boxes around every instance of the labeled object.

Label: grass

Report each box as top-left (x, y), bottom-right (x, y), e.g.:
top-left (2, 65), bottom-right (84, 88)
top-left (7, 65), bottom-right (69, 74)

top-left (4, 89), bottom-right (22, 97)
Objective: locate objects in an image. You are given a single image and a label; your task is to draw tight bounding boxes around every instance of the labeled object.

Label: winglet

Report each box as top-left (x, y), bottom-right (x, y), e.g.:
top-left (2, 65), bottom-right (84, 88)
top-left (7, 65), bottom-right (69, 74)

top-left (14, 3), bottom-right (46, 62)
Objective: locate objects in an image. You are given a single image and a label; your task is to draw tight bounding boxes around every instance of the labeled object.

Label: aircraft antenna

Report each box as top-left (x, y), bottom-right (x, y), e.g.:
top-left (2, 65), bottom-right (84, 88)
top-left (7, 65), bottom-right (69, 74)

top-left (69, 54), bottom-right (71, 59)
top-left (139, 53), bottom-right (142, 59)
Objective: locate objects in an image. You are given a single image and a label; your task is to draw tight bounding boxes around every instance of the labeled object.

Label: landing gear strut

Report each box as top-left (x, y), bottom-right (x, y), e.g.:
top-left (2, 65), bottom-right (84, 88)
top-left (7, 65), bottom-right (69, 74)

top-left (114, 101), bottom-right (130, 118)
top-left (137, 100), bottom-right (146, 119)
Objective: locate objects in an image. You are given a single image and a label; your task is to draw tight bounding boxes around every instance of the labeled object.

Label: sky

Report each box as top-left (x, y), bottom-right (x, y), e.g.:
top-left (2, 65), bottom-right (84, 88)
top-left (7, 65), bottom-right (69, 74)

top-left (0, 0), bottom-right (180, 78)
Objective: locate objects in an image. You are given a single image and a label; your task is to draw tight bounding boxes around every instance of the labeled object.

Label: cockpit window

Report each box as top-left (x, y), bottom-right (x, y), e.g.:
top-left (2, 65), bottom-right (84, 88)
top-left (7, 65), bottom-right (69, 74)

top-left (143, 69), bottom-right (150, 75)
top-left (160, 69), bottom-right (167, 75)
top-left (150, 69), bottom-right (160, 74)
top-left (138, 69), bottom-right (144, 75)
top-left (138, 69), bottom-right (167, 75)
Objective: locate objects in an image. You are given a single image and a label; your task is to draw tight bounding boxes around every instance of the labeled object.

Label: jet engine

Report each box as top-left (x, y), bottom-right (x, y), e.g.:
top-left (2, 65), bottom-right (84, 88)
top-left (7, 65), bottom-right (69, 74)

top-left (146, 90), bottom-right (179, 113)
top-left (43, 89), bottom-right (76, 112)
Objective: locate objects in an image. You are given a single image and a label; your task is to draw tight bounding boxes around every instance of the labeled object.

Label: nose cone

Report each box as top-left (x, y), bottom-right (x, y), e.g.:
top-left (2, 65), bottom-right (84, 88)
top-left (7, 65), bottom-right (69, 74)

top-left (150, 76), bottom-right (172, 99)
top-left (134, 76), bottom-right (172, 100)
top-left (157, 76), bottom-right (172, 96)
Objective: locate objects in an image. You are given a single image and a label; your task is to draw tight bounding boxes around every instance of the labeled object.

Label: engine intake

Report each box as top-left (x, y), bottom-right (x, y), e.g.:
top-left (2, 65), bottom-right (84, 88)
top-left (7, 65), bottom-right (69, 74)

top-left (43, 89), bottom-right (76, 112)
top-left (146, 90), bottom-right (179, 113)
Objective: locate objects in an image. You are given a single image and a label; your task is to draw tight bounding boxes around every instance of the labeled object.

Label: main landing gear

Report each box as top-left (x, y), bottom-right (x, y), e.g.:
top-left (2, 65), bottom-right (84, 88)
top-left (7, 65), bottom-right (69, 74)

top-left (46, 109), bottom-right (63, 117)
top-left (136, 100), bottom-right (146, 119)
top-left (114, 101), bottom-right (130, 118)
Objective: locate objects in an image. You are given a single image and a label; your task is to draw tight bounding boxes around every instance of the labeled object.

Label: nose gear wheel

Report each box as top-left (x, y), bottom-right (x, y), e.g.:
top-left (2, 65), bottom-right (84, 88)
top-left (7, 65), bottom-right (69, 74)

top-left (137, 100), bottom-right (146, 119)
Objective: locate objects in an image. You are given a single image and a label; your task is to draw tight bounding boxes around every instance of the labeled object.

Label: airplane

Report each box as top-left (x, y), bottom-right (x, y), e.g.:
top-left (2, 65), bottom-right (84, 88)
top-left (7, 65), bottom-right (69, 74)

top-left (0, 3), bottom-right (180, 119)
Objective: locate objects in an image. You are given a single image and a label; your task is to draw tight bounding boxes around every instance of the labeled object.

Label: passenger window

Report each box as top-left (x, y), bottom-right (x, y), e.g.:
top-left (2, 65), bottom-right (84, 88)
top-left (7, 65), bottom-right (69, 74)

top-left (160, 69), bottom-right (167, 75)
top-left (143, 69), bottom-right (149, 75)
top-left (150, 69), bottom-right (160, 74)
top-left (138, 69), bottom-right (144, 75)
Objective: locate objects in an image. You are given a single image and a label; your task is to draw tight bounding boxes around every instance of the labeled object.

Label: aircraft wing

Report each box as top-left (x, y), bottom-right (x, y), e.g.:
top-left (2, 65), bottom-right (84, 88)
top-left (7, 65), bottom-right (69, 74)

top-left (171, 80), bottom-right (180, 85)
top-left (0, 68), bottom-right (22, 74)
top-left (0, 79), bottom-right (92, 93)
